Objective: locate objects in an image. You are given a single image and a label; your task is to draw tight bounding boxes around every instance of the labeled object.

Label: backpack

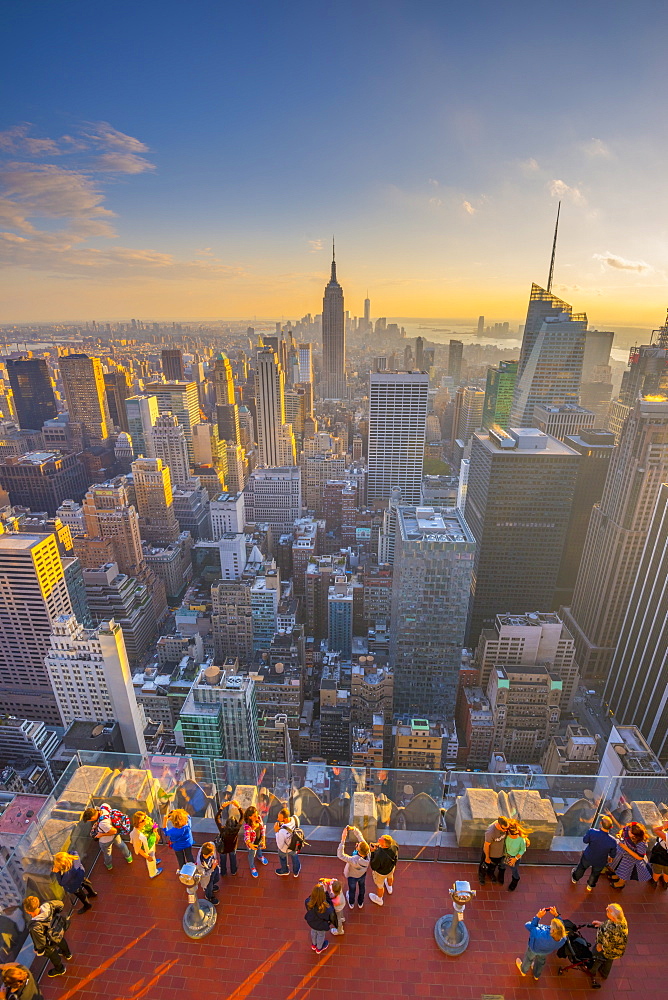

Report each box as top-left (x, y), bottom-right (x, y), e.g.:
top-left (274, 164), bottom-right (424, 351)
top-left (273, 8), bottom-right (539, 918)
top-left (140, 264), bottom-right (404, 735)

top-left (90, 804), bottom-right (131, 838)
top-left (283, 821), bottom-right (308, 853)
top-left (46, 906), bottom-right (71, 944)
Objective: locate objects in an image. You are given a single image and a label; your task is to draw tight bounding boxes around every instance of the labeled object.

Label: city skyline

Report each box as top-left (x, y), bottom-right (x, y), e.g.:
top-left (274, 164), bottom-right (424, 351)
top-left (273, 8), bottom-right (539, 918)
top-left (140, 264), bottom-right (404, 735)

top-left (2, 1), bottom-right (667, 325)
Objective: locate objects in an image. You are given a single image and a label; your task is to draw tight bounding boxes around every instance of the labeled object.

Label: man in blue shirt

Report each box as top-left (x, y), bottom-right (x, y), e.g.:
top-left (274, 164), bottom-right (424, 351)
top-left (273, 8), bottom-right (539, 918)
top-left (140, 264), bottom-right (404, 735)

top-left (571, 815), bottom-right (618, 891)
top-left (516, 907), bottom-right (567, 980)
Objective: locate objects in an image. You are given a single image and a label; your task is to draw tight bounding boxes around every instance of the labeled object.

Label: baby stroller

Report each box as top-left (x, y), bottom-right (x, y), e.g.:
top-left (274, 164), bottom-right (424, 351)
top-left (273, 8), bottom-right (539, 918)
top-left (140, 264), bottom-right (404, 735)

top-left (557, 918), bottom-right (595, 978)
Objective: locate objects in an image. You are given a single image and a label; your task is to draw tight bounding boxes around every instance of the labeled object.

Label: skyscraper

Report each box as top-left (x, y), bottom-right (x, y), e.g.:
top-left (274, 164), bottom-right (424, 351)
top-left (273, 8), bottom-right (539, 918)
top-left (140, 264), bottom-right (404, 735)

top-left (604, 483), bottom-right (668, 759)
top-left (562, 395), bottom-right (668, 681)
top-left (482, 360), bottom-right (518, 431)
top-left (464, 426), bottom-right (579, 646)
top-left (161, 348), bottom-right (185, 381)
top-left (59, 353), bottom-right (112, 446)
top-left (509, 285), bottom-right (586, 427)
top-left (448, 340), bottom-right (463, 382)
top-left (321, 244), bottom-right (346, 398)
top-left (366, 371), bottom-right (429, 506)
top-left (0, 450), bottom-right (88, 516)
top-left (152, 412), bottom-right (191, 487)
top-left (45, 614), bottom-right (147, 755)
top-left (179, 663), bottom-right (259, 760)
top-left (363, 294), bottom-right (371, 332)
top-left (298, 343), bottom-right (313, 385)
top-left (212, 352), bottom-right (242, 448)
top-left (103, 368), bottom-right (131, 432)
top-left (415, 336), bottom-right (425, 370)
top-left (254, 348), bottom-right (296, 467)
top-left (125, 395), bottom-right (158, 458)
top-left (0, 533), bottom-right (73, 724)
top-left (6, 357), bottom-right (57, 431)
top-left (450, 385), bottom-right (485, 451)
top-left (244, 466), bottom-right (302, 536)
top-left (144, 380), bottom-right (200, 460)
top-left (82, 480), bottom-right (145, 579)
top-left (132, 456), bottom-right (180, 545)
top-left (477, 315), bottom-right (485, 336)
top-left (390, 506), bottom-right (475, 719)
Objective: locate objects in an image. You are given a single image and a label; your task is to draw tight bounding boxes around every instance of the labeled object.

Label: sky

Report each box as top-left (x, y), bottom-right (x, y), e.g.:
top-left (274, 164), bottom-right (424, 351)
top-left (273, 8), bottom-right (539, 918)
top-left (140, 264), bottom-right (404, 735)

top-left (1, 0), bottom-right (667, 329)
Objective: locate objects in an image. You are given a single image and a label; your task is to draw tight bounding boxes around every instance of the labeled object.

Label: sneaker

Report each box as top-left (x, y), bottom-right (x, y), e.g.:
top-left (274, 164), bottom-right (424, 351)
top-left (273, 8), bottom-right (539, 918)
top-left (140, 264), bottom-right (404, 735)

top-left (507, 880), bottom-right (518, 891)
top-left (358, 902), bottom-right (364, 909)
top-left (533, 976), bottom-right (540, 981)
top-left (515, 958), bottom-right (526, 977)
top-left (571, 873), bottom-right (578, 884)
top-left (591, 980), bottom-right (601, 989)
top-left (315, 941), bottom-right (329, 954)
top-left (384, 879), bottom-right (393, 895)
top-left (47, 968), bottom-right (66, 978)
top-left (125, 855), bottom-right (133, 864)
top-left (586, 885), bottom-right (594, 892)
top-left (207, 897), bottom-right (220, 906)
top-left (149, 870), bottom-right (163, 879)
top-left (251, 868), bottom-right (259, 878)
top-left (230, 871), bottom-right (238, 876)
top-left (65, 954), bottom-right (73, 962)
top-left (311, 944), bottom-right (318, 951)
top-left (105, 866), bottom-right (113, 871)
top-left (275, 869), bottom-right (290, 876)
top-left (88, 890), bottom-right (99, 898)
top-left (259, 857), bottom-right (269, 865)
top-left (330, 928), bottom-right (340, 935)
top-left (293, 872), bottom-right (300, 878)
top-left (369, 892), bottom-right (383, 906)
top-left (77, 902), bottom-right (92, 913)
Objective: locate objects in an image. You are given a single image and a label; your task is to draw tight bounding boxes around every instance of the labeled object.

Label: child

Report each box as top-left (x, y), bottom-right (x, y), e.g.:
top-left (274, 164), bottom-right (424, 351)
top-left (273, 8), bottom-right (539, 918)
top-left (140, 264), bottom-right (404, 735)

top-left (243, 805), bottom-right (268, 877)
top-left (164, 808), bottom-right (194, 867)
top-left (320, 877), bottom-right (346, 935)
top-left (130, 811), bottom-right (162, 878)
top-left (196, 842), bottom-right (220, 903)
top-left (215, 799), bottom-right (242, 876)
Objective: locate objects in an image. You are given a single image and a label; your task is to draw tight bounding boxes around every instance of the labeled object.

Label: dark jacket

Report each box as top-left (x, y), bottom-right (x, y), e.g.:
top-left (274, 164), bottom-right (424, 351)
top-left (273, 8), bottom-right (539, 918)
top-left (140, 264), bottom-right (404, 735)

top-left (215, 806), bottom-right (242, 853)
top-left (55, 858), bottom-right (86, 894)
top-left (28, 900), bottom-right (65, 956)
top-left (582, 828), bottom-right (617, 868)
top-left (370, 843), bottom-right (398, 876)
top-left (304, 897), bottom-right (337, 931)
top-left (0, 964), bottom-right (42, 1000)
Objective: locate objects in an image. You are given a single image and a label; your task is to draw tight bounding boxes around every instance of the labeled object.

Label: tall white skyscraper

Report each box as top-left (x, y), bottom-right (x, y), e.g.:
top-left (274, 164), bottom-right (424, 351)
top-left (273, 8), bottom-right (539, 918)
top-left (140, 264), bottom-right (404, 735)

top-left (366, 371), bottom-right (429, 505)
top-left (144, 380), bottom-right (201, 460)
top-left (45, 614), bottom-right (147, 755)
top-left (322, 245), bottom-right (346, 399)
top-left (298, 343), bottom-right (314, 384)
top-left (125, 395), bottom-right (158, 458)
top-left (0, 533), bottom-right (73, 725)
top-left (255, 348), bottom-right (296, 467)
top-left (153, 411), bottom-right (191, 487)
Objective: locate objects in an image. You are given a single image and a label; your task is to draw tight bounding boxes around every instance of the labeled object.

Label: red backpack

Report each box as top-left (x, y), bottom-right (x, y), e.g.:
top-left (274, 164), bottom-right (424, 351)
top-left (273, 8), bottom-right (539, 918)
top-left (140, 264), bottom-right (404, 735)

top-left (90, 804), bottom-right (131, 838)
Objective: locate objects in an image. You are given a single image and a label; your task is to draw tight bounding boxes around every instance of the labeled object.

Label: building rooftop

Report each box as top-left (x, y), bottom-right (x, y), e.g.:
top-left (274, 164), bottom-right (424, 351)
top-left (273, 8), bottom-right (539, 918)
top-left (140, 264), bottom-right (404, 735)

top-left (0, 794), bottom-right (47, 836)
top-left (38, 854), bottom-right (664, 1000)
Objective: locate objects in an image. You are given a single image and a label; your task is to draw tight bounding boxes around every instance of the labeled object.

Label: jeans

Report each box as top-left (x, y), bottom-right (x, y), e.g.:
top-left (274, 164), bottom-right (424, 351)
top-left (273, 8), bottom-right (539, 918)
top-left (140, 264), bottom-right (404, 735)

top-left (572, 854), bottom-right (605, 888)
top-left (520, 945), bottom-right (547, 978)
top-left (590, 955), bottom-right (614, 980)
top-left (277, 849), bottom-right (301, 875)
top-left (43, 938), bottom-right (71, 973)
top-left (347, 874), bottom-right (366, 905)
top-left (221, 851), bottom-right (237, 875)
top-left (101, 835), bottom-right (130, 869)
top-left (508, 857), bottom-right (521, 883)
top-left (310, 929), bottom-right (326, 950)
top-left (248, 845), bottom-right (264, 870)
top-left (204, 867), bottom-right (220, 900)
top-left (175, 847), bottom-right (194, 867)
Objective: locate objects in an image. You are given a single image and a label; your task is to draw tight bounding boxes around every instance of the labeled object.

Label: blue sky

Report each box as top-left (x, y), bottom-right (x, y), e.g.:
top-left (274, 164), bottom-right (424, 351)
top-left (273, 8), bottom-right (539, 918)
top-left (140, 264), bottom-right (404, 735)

top-left (1, 0), bottom-right (667, 325)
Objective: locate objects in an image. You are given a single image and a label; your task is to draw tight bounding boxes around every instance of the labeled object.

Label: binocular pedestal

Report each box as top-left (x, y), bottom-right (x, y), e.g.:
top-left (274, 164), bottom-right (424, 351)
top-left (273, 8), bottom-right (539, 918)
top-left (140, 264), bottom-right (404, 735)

top-left (434, 881), bottom-right (476, 956)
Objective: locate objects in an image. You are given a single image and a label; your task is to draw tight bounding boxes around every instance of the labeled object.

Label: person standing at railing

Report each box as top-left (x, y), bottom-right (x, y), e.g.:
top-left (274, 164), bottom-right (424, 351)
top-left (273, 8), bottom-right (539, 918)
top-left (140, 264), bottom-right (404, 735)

top-left (23, 897), bottom-right (73, 980)
top-left (82, 804), bottom-right (133, 871)
top-left (336, 825), bottom-right (370, 909)
top-left (608, 822), bottom-right (652, 889)
top-left (571, 814), bottom-right (618, 892)
top-left (368, 834), bottom-right (398, 906)
top-left (274, 807), bottom-right (303, 878)
top-left (243, 805), bottom-right (268, 878)
top-left (164, 808), bottom-right (195, 867)
top-left (130, 812), bottom-right (162, 879)
top-left (479, 815), bottom-right (510, 886)
top-left (215, 799), bottom-right (243, 876)
top-left (51, 852), bottom-right (98, 913)
top-left (504, 821), bottom-right (529, 892)
top-left (649, 821), bottom-right (668, 888)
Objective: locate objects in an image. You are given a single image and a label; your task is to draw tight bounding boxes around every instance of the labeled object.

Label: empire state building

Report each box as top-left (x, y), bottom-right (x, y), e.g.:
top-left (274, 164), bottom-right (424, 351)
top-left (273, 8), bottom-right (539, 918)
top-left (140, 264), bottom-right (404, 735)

top-left (322, 244), bottom-right (346, 399)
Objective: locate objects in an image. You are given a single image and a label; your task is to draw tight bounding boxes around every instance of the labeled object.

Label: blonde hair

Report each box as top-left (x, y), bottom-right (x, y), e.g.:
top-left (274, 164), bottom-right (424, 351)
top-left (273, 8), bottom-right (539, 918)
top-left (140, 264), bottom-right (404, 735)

top-left (132, 810), bottom-right (148, 829)
top-left (607, 903), bottom-right (625, 923)
top-left (550, 918), bottom-right (567, 941)
top-left (379, 834), bottom-right (398, 851)
top-left (357, 840), bottom-right (370, 858)
top-left (507, 820), bottom-right (531, 839)
top-left (52, 851), bottom-right (78, 873)
top-left (168, 808), bottom-right (189, 828)
top-left (600, 815), bottom-right (614, 831)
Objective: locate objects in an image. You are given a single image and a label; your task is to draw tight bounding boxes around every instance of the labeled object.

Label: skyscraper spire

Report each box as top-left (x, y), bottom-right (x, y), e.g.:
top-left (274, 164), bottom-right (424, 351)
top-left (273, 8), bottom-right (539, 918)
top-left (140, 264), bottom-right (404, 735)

top-left (331, 237), bottom-right (337, 282)
top-left (547, 200), bottom-right (561, 294)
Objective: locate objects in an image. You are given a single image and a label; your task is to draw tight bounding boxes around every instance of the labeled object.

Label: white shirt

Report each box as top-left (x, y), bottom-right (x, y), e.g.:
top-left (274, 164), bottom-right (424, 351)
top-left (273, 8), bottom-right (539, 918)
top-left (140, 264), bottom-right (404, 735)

top-left (275, 816), bottom-right (298, 852)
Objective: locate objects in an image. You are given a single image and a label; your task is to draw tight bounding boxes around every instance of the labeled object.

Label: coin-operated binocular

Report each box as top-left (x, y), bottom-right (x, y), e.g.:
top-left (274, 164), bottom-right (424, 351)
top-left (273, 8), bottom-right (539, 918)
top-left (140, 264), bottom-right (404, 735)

top-left (178, 862), bottom-right (217, 939)
top-left (434, 880), bottom-right (476, 955)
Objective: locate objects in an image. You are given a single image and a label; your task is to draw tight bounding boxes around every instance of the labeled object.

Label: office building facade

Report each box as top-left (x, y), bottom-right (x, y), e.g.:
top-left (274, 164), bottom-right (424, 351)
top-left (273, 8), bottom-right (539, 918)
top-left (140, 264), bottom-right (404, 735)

top-left (367, 371), bottom-right (429, 506)
top-left (6, 357), bottom-right (57, 431)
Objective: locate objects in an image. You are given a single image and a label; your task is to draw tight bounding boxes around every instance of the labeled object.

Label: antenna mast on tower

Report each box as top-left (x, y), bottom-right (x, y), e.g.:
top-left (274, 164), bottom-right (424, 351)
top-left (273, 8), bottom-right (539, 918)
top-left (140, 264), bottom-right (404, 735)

top-left (547, 200), bottom-right (561, 294)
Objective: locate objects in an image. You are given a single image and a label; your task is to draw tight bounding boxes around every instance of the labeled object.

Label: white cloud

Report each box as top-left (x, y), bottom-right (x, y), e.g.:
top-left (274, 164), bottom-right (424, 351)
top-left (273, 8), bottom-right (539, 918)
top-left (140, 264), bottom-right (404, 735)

top-left (593, 251), bottom-right (652, 273)
top-left (84, 122), bottom-right (150, 153)
top-left (548, 178), bottom-right (587, 205)
top-left (582, 138), bottom-right (612, 159)
top-left (0, 124), bottom-right (61, 156)
top-left (519, 157), bottom-right (540, 174)
top-left (462, 200), bottom-right (476, 215)
top-left (94, 152), bottom-right (155, 174)
top-left (307, 239), bottom-right (323, 252)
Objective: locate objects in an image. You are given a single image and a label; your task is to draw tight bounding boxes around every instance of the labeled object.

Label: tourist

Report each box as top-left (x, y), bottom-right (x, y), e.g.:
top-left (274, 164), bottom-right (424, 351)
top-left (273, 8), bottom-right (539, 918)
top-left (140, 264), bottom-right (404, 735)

top-left (215, 799), bottom-right (243, 876)
top-left (0, 963), bottom-right (42, 1000)
top-left (320, 877), bottom-right (347, 934)
top-left (196, 842), bottom-right (220, 904)
top-left (515, 906), bottom-right (566, 980)
top-left (649, 821), bottom-right (668, 888)
top-left (609, 821), bottom-right (652, 888)
top-left (571, 815), bottom-right (618, 891)
top-left (23, 896), bottom-right (73, 979)
top-left (243, 805), bottom-right (268, 877)
top-left (130, 811), bottom-right (162, 878)
top-left (51, 852), bottom-right (97, 913)
top-left (504, 820), bottom-right (529, 891)
top-left (368, 834), bottom-right (398, 906)
top-left (479, 815), bottom-right (510, 886)
top-left (82, 804), bottom-right (132, 871)
top-left (590, 903), bottom-right (628, 989)
top-left (337, 824), bottom-right (370, 908)
top-left (304, 883), bottom-right (338, 954)
top-left (164, 808), bottom-right (195, 867)
top-left (274, 806), bottom-right (302, 878)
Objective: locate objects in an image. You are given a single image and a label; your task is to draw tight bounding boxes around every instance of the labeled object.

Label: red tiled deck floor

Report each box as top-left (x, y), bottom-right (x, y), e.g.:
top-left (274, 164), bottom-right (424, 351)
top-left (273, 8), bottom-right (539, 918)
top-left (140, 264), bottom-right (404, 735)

top-left (39, 849), bottom-right (667, 1000)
